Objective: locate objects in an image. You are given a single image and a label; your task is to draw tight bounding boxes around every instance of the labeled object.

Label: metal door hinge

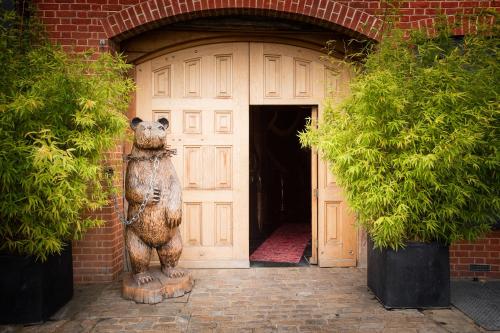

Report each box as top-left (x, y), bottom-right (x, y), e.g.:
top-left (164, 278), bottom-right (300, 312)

top-left (313, 188), bottom-right (318, 198)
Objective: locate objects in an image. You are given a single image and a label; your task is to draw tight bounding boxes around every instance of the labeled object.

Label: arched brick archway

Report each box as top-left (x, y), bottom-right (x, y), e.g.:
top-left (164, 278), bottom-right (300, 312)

top-left (101, 0), bottom-right (384, 42)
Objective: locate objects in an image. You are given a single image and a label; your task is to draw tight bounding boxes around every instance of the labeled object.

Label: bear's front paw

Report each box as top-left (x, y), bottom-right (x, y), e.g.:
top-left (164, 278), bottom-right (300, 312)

top-left (162, 267), bottom-right (185, 279)
top-left (151, 188), bottom-right (161, 203)
top-left (167, 216), bottom-right (181, 228)
top-left (134, 272), bottom-right (154, 285)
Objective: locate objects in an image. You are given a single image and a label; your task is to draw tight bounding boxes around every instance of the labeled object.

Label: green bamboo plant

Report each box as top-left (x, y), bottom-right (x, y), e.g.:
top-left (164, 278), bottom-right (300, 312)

top-left (300, 24), bottom-right (499, 250)
top-left (0, 7), bottom-right (135, 260)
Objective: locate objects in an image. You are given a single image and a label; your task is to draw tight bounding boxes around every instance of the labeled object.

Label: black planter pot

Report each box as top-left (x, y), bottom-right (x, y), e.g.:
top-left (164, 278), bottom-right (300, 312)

top-left (0, 244), bottom-right (73, 324)
top-left (367, 238), bottom-right (450, 309)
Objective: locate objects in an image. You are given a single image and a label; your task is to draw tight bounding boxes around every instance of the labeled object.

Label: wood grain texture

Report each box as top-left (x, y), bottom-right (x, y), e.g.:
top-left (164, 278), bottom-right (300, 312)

top-left (125, 118), bottom-right (186, 287)
top-left (122, 267), bottom-right (193, 304)
top-left (136, 42), bottom-right (250, 268)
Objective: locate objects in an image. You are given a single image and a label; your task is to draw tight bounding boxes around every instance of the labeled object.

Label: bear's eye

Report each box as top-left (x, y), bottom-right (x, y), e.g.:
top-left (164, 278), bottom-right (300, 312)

top-left (158, 125), bottom-right (164, 131)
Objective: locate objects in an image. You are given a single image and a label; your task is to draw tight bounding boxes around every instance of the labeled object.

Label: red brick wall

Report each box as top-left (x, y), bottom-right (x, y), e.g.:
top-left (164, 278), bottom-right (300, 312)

top-left (35, 0), bottom-right (498, 51)
top-left (72, 144), bottom-right (125, 284)
top-left (32, 0), bottom-right (498, 283)
top-left (450, 231), bottom-right (500, 280)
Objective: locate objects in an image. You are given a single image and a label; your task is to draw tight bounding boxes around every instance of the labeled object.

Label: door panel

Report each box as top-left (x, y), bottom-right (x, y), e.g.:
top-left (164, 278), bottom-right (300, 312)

top-left (317, 157), bottom-right (357, 267)
top-left (309, 106), bottom-right (358, 268)
top-left (135, 43), bottom-right (249, 268)
top-left (317, 66), bottom-right (357, 266)
top-left (249, 43), bottom-right (357, 267)
top-left (250, 43), bottom-right (326, 105)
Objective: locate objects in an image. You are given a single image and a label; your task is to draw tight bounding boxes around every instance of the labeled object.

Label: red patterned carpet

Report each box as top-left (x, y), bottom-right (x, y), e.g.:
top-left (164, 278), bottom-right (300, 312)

top-left (250, 223), bottom-right (311, 263)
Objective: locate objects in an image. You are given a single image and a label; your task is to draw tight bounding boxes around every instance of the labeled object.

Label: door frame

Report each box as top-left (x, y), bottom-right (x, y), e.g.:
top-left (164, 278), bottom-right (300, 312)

top-left (132, 39), bottom-right (356, 268)
top-left (310, 106), bottom-right (319, 265)
top-left (248, 105), bottom-right (319, 265)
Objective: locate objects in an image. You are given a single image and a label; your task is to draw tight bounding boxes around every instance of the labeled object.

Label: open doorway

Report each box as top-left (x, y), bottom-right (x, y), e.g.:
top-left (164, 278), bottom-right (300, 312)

top-left (249, 105), bottom-right (312, 267)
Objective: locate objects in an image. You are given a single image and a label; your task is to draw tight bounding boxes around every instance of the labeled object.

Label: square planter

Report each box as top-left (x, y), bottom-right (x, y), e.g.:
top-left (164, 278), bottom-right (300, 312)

top-left (0, 244), bottom-right (73, 324)
top-left (367, 238), bottom-right (450, 309)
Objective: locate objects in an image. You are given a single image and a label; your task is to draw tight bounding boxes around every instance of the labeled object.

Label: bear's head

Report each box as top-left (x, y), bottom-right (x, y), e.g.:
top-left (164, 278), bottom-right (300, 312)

top-left (131, 117), bottom-right (169, 150)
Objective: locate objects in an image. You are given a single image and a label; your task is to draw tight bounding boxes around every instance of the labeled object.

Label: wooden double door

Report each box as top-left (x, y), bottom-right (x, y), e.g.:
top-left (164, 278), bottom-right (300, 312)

top-left (135, 42), bottom-right (357, 268)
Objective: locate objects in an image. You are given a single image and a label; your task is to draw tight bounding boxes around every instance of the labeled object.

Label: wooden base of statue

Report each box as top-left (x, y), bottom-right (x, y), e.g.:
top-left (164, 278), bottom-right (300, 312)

top-left (122, 267), bottom-right (193, 304)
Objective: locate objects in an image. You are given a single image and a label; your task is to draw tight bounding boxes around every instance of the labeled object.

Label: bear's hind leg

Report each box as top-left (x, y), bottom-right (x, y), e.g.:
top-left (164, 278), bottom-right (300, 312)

top-left (126, 227), bottom-right (153, 285)
top-left (157, 228), bottom-right (184, 278)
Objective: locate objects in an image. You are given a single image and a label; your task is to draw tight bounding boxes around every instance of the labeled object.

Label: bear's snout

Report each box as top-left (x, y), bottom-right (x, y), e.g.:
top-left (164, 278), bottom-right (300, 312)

top-left (134, 122), bottom-right (167, 149)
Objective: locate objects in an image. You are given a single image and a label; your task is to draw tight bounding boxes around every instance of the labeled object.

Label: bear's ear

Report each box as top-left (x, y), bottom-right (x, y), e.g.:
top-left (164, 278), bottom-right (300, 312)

top-left (130, 117), bottom-right (143, 130)
top-left (157, 117), bottom-right (169, 129)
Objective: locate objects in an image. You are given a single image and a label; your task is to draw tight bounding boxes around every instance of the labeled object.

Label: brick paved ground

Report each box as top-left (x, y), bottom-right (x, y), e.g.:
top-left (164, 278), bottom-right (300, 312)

top-left (0, 267), bottom-right (487, 333)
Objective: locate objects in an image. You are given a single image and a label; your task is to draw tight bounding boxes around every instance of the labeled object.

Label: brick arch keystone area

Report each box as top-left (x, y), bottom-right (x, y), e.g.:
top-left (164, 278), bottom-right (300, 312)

top-left (101, 0), bottom-right (385, 43)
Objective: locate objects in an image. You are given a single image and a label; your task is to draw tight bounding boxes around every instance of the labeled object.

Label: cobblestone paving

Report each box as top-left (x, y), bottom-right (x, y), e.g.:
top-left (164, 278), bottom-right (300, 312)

top-left (0, 267), bottom-right (487, 333)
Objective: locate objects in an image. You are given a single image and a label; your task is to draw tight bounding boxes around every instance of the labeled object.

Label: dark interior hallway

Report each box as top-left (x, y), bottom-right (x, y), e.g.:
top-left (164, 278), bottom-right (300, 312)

top-left (249, 106), bottom-right (312, 266)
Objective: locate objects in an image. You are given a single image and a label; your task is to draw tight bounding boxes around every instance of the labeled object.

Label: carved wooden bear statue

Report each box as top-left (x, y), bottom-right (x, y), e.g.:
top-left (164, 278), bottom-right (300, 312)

top-left (125, 117), bottom-right (184, 285)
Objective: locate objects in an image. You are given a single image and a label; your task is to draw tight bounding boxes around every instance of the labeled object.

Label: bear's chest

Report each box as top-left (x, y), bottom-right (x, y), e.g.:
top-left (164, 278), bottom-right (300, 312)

top-left (128, 158), bottom-right (171, 189)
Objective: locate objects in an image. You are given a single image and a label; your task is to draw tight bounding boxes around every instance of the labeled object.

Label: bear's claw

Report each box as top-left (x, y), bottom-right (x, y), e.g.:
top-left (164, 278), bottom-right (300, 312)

top-left (167, 217), bottom-right (181, 228)
top-left (152, 188), bottom-right (161, 203)
top-left (134, 272), bottom-right (154, 285)
top-left (162, 268), bottom-right (185, 278)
